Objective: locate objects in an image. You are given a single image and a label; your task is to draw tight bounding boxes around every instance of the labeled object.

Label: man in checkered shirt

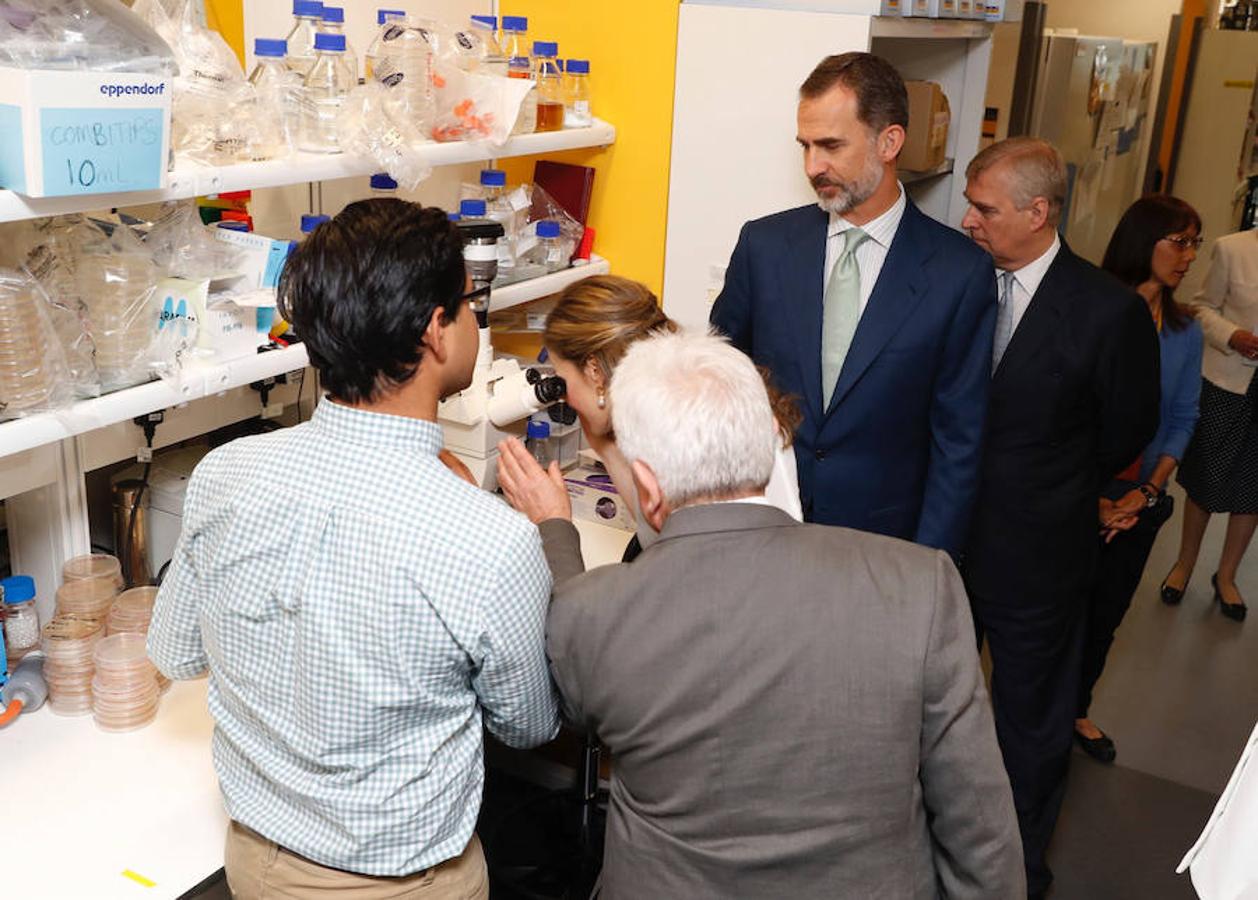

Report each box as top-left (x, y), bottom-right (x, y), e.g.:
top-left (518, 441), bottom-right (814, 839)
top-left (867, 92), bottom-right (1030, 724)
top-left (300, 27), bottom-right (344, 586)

top-left (149, 200), bottom-right (559, 899)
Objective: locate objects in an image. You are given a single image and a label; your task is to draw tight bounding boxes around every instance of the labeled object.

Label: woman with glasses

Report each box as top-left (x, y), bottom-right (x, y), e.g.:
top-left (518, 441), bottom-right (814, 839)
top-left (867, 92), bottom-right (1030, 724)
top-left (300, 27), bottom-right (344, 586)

top-left (1074, 196), bottom-right (1203, 763)
top-left (1163, 227), bottom-right (1258, 623)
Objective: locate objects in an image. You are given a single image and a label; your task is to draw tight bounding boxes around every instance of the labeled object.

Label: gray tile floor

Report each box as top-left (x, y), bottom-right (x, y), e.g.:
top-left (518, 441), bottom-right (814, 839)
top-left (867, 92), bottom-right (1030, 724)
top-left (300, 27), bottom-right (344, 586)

top-left (1047, 483), bottom-right (1258, 898)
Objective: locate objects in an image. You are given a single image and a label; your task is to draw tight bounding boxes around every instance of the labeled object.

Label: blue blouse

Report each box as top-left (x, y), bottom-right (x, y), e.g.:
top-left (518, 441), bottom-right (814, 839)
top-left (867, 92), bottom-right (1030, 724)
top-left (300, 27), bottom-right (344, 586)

top-left (1139, 315), bottom-right (1203, 482)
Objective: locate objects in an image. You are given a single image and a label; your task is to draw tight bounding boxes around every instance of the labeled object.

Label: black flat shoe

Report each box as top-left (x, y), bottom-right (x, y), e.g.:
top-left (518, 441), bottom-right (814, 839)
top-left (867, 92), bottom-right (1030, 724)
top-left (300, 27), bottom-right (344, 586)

top-left (1212, 574), bottom-right (1248, 622)
top-left (1075, 729), bottom-right (1116, 763)
top-left (1160, 573), bottom-right (1185, 605)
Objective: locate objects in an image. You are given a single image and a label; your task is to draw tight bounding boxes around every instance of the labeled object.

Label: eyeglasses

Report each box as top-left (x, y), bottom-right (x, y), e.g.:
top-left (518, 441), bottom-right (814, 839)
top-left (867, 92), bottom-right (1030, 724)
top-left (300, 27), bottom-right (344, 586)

top-left (1161, 235), bottom-right (1204, 251)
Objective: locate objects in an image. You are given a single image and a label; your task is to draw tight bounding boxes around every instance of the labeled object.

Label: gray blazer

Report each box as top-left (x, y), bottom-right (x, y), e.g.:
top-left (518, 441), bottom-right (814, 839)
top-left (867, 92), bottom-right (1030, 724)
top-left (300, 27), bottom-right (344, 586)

top-left (541, 503), bottom-right (1023, 900)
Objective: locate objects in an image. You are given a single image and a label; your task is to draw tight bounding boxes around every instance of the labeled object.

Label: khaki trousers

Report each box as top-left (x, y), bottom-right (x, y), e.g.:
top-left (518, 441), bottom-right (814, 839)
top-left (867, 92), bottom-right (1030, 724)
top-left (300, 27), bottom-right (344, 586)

top-left (224, 821), bottom-right (489, 900)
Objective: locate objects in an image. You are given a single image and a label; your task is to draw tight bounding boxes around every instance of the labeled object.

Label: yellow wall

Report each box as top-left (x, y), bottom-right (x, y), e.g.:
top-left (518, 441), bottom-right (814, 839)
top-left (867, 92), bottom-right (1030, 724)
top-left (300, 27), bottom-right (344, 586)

top-left (205, 0), bottom-right (246, 69)
top-left (500, 1), bottom-right (680, 298)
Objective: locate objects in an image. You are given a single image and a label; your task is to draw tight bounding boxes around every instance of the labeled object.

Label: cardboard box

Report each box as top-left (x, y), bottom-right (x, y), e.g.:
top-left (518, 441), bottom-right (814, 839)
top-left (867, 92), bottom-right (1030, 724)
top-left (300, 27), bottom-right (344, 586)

top-left (0, 67), bottom-right (171, 198)
top-left (902, 81), bottom-right (951, 172)
top-left (564, 466), bottom-right (636, 532)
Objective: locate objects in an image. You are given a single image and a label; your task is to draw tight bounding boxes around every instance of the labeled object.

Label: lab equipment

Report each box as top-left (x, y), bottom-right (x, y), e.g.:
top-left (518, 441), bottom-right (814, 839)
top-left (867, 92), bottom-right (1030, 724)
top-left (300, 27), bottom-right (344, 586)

top-left (285, 0), bottom-right (325, 75)
top-left (467, 15), bottom-right (508, 76)
top-left (62, 553), bottom-right (125, 594)
top-left (532, 42), bottom-right (564, 132)
top-left (365, 8), bottom-right (406, 80)
top-left (565, 59), bottom-right (592, 127)
top-left (0, 656), bottom-right (48, 728)
top-left (56, 578), bottom-right (118, 621)
top-left (112, 479), bottom-right (152, 588)
top-left (248, 39), bottom-right (300, 157)
top-left (2, 576), bottom-right (40, 666)
top-left (438, 215), bottom-right (567, 489)
top-left (529, 220), bottom-right (568, 272)
top-left (107, 587), bottom-right (159, 636)
top-left (501, 16), bottom-right (530, 61)
top-left (0, 269), bottom-right (71, 416)
top-left (42, 613), bottom-right (104, 715)
top-left (374, 17), bottom-right (437, 133)
top-left (319, 6), bottom-right (359, 83)
top-left (526, 419), bottom-right (553, 467)
top-left (370, 173), bottom-right (399, 196)
top-left (508, 56), bottom-right (537, 135)
top-left (301, 33), bottom-right (354, 154)
top-left (92, 633), bottom-right (160, 732)
top-left (480, 169), bottom-right (519, 268)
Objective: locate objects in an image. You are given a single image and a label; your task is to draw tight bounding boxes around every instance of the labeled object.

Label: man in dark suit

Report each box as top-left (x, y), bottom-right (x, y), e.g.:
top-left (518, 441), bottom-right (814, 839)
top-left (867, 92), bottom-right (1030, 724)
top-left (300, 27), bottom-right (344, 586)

top-left (496, 329), bottom-right (1025, 900)
top-left (711, 52), bottom-right (996, 556)
top-left (960, 137), bottom-right (1161, 898)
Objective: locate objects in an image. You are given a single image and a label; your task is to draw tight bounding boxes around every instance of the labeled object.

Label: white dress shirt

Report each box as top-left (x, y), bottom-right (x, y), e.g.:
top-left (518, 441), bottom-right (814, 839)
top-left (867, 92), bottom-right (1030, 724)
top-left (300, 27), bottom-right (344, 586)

top-left (824, 183), bottom-right (907, 315)
top-left (997, 233), bottom-right (1061, 338)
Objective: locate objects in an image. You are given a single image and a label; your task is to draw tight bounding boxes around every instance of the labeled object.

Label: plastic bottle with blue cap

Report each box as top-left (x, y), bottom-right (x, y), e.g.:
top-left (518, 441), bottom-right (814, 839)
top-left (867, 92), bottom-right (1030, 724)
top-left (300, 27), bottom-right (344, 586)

top-left (370, 173), bottom-right (398, 196)
top-left (2, 575), bottom-right (40, 665)
top-left (301, 214), bottom-right (331, 234)
top-left (301, 33), bottom-right (353, 153)
top-left (460, 199), bottom-right (488, 219)
top-left (530, 220), bottom-right (568, 273)
top-left (285, 0), bottom-right (325, 76)
top-left (526, 419), bottom-right (553, 468)
top-left (319, 6), bottom-right (359, 83)
top-left (479, 169), bottom-right (519, 268)
top-left (467, 15), bottom-right (508, 76)
top-left (564, 59), bottom-right (592, 127)
top-left (365, 8), bottom-right (406, 80)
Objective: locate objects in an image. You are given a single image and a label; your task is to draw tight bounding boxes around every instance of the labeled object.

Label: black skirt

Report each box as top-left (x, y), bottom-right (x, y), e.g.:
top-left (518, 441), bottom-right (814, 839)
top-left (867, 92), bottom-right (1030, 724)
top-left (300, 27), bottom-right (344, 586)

top-left (1177, 373), bottom-right (1258, 514)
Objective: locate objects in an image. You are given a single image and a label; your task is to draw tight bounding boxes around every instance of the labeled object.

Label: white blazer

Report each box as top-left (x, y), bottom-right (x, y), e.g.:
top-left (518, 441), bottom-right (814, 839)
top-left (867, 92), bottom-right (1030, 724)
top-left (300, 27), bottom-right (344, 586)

top-left (1179, 718), bottom-right (1258, 898)
top-left (1191, 230), bottom-right (1258, 396)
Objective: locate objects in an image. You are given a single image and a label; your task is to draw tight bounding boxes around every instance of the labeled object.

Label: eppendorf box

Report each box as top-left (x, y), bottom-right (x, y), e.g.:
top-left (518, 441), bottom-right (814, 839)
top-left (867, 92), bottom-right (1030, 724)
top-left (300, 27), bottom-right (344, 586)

top-left (0, 67), bottom-right (171, 198)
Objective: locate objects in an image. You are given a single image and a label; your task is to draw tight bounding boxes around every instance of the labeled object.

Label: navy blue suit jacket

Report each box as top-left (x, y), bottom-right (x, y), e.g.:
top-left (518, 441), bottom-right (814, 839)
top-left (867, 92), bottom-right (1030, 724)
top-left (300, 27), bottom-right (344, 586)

top-left (711, 200), bottom-right (996, 556)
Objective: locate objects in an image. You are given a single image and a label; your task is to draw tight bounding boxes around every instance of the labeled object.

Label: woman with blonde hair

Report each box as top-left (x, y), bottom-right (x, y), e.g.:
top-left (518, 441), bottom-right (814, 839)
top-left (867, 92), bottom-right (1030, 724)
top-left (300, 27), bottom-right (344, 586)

top-left (530, 275), bottom-right (802, 550)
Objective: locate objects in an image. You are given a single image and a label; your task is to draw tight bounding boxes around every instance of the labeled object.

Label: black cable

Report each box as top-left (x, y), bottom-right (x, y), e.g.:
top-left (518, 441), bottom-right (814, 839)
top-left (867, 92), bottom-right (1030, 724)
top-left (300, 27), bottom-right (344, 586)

top-left (124, 413), bottom-right (163, 587)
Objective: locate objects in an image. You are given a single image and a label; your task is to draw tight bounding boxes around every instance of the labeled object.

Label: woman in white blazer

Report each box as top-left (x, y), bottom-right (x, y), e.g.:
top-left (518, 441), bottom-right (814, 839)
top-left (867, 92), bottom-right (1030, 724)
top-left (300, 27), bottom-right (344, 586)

top-left (1164, 229), bottom-right (1258, 621)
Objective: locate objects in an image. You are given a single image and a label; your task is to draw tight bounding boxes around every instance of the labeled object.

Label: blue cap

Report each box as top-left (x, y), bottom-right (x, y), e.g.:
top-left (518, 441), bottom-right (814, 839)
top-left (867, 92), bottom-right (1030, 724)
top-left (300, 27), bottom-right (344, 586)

top-left (537, 220), bottom-right (561, 239)
top-left (502, 15), bottom-right (528, 31)
top-left (370, 173), bottom-right (398, 190)
top-left (320, 5), bottom-right (344, 23)
top-left (460, 199), bottom-right (487, 217)
top-left (527, 420), bottom-right (551, 440)
top-left (533, 41), bottom-right (558, 57)
top-left (313, 32), bottom-right (346, 52)
top-left (480, 169), bottom-right (506, 187)
top-left (215, 221), bottom-right (250, 232)
top-left (470, 15), bottom-right (497, 28)
top-left (447, 212), bottom-right (462, 222)
top-left (254, 38), bottom-right (287, 58)
top-left (567, 59), bottom-right (589, 74)
top-left (377, 8), bottom-right (405, 24)
top-left (294, 0), bottom-right (323, 18)
top-left (301, 214), bottom-right (330, 233)
top-left (1, 576), bottom-right (35, 604)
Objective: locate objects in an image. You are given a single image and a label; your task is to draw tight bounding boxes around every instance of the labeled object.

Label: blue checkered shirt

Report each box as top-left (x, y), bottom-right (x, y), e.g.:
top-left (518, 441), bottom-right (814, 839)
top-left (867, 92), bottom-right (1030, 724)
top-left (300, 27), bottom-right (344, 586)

top-left (149, 399), bottom-right (559, 876)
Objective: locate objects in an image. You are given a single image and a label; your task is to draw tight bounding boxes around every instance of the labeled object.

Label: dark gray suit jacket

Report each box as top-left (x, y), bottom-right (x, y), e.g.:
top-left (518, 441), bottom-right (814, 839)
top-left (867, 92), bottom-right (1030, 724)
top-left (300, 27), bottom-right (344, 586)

top-left (540, 503), bottom-right (1023, 900)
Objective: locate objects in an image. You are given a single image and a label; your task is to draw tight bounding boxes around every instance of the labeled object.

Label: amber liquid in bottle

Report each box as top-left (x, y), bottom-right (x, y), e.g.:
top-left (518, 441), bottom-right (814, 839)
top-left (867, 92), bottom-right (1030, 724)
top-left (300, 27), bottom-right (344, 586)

top-left (536, 101), bottom-right (565, 132)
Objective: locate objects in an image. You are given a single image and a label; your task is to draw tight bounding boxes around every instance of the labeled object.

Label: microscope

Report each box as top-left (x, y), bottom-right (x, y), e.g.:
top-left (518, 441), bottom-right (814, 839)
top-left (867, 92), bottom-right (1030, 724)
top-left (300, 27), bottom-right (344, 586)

top-left (439, 215), bottom-right (567, 491)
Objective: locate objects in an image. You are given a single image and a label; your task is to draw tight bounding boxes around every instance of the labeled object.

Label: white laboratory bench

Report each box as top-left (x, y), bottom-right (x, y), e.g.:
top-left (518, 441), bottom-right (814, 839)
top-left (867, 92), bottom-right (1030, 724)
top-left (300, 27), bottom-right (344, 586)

top-left (6, 518), bottom-right (633, 899)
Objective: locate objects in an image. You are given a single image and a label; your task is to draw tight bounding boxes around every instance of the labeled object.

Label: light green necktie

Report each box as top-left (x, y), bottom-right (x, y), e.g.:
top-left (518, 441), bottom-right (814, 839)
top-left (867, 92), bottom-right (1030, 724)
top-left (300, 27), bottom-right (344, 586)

top-left (821, 227), bottom-right (870, 409)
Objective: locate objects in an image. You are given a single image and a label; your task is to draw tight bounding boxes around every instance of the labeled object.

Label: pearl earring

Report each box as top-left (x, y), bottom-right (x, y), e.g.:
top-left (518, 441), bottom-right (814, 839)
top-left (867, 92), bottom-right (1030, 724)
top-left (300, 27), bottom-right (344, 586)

top-left (597, 392), bottom-right (606, 409)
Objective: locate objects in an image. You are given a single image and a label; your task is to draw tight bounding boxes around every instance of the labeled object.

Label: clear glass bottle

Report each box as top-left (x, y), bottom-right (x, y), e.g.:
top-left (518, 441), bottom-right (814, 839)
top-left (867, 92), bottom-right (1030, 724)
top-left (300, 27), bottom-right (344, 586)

top-left (564, 59), bottom-right (592, 128)
top-left (370, 173), bottom-right (398, 196)
top-left (284, 0), bottom-right (325, 76)
top-left (526, 419), bottom-right (552, 467)
top-left (2, 576), bottom-right (40, 665)
top-left (501, 15), bottom-right (530, 61)
top-left (319, 6), bottom-right (359, 83)
top-left (531, 220), bottom-right (567, 272)
top-left (532, 41), bottom-right (564, 133)
top-left (480, 168), bottom-right (517, 269)
top-left (301, 33), bottom-right (353, 153)
top-left (365, 8), bottom-right (405, 81)
top-left (374, 19), bottom-right (436, 132)
top-left (248, 38), bottom-right (299, 154)
top-left (508, 55), bottom-right (537, 135)
top-left (469, 15), bottom-right (508, 77)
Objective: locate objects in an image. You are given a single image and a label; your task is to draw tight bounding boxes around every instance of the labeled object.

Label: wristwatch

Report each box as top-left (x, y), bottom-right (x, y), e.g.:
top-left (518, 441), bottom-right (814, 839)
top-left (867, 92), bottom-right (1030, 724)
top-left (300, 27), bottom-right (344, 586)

top-left (1138, 483), bottom-right (1161, 507)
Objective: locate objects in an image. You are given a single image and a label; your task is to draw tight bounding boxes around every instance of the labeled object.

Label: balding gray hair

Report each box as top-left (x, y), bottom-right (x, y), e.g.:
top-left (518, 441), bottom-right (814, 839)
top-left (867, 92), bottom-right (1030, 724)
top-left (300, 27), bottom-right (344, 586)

top-left (966, 137), bottom-right (1068, 225)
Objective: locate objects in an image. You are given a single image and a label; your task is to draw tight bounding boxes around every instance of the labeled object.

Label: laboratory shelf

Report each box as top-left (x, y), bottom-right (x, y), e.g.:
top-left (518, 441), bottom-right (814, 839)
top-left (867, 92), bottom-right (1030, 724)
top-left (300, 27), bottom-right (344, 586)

top-left (491, 254), bottom-right (611, 312)
top-left (0, 119), bottom-right (617, 224)
top-left (898, 158), bottom-right (955, 185)
top-left (870, 17), bottom-right (992, 40)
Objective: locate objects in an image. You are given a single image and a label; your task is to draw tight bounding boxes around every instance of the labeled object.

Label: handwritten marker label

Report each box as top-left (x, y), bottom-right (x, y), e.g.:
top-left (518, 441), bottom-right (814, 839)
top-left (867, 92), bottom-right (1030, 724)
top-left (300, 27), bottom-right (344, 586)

top-left (121, 869), bottom-right (156, 888)
top-left (40, 107), bottom-right (165, 196)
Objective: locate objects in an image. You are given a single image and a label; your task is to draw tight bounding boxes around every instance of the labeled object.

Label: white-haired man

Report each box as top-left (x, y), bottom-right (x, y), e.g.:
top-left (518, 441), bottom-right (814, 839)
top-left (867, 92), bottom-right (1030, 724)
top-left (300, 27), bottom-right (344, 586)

top-left (497, 330), bottom-right (1024, 900)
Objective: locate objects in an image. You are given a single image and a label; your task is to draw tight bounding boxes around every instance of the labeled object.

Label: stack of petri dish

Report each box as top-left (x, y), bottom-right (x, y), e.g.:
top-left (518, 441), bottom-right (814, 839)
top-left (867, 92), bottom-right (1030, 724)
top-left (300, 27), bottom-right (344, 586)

top-left (0, 270), bottom-right (59, 413)
top-left (77, 251), bottom-right (159, 392)
top-left (56, 576), bottom-right (119, 622)
top-left (106, 586), bottom-right (158, 636)
top-left (42, 614), bottom-right (106, 715)
top-left (92, 633), bottom-right (160, 732)
top-left (62, 553), bottom-right (125, 595)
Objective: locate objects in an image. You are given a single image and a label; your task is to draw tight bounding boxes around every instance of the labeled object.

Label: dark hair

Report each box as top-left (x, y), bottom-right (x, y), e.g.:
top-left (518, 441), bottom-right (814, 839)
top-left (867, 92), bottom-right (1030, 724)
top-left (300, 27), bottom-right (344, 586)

top-left (799, 52), bottom-right (908, 133)
top-left (277, 199), bottom-right (466, 404)
top-left (1101, 195), bottom-right (1201, 332)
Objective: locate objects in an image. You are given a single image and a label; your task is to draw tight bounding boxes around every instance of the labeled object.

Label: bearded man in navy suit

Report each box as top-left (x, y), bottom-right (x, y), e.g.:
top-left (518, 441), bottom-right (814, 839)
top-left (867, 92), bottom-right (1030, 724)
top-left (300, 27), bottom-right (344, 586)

top-left (712, 52), bottom-right (995, 556)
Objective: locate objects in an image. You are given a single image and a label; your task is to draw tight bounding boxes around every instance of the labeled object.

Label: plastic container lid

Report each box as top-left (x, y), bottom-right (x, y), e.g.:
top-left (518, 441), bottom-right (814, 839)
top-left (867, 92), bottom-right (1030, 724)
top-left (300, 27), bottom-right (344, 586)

top-left (313, 32), bottom-right (346, 52)
top-left (470, 15), bottom-right (497, 28)
top-left (527, 420), bottom-right (551, 440)
top-left (377, 8), bottom-right (405, 25)
top-left (255, 38), bottom-right (288, 58)
top-left (370, 173), bottom-right (398, 190)
top-left (537, 220), bottom-right (561, 239)
top-left (1, 575), bottom-right (35, 604)
top-left (301, 214), bottom-right (331, 233)
top-left (460, 199), bottom-right (487, 217)
top-left (567, 59), bottom-right (590, 74)
top-left (320, 6), bottom-right (345, 23)
top-left (502, 15), bottom-right (528, 31)
top-left (480, 168), bottom-right (507, 187)
top-left (294, 0), bottom-right (324, 17)
top-left (447, 213), bottom-right (462, 222)
top-left (533, 41), bottom-right (558, 57)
